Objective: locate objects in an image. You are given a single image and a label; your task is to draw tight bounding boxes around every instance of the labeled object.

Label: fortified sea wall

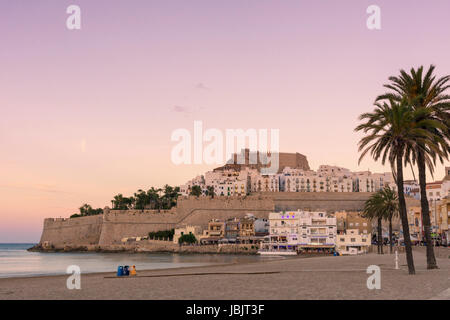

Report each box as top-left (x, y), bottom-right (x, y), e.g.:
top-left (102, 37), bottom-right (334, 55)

top-left (39, 215), bottom-right (103, 246)
top-left (38, 193), bottom-right (420, 247)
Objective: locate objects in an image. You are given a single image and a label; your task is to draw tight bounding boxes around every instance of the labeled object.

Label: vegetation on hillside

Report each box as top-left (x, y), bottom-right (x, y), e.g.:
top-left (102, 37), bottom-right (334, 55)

top-left (148, 229), bottom-right (175, 241)
top-left (178, 233), bottom-right (197, 244)
top-left (70, 204), bottom-right (103, 218)
top-left (111, 185), bottom-right (180, 210)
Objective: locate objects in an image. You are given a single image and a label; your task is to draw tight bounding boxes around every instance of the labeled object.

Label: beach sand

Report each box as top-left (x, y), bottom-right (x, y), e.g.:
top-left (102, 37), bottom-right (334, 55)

top-left (0, 248), bottom-right (448, 300)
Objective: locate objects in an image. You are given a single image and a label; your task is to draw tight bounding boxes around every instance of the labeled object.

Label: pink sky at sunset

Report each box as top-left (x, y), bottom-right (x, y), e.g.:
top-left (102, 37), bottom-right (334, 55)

top-left (1, 0), bottom-right (449, 242)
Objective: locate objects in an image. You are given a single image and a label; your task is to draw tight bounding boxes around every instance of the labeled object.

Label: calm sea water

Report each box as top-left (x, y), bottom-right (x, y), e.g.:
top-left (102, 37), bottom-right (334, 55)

top-left (0, 243), bottom-right (275, 278)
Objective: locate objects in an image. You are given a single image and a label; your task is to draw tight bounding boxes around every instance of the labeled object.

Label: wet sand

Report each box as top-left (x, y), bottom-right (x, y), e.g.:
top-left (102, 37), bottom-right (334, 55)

top-left (0, 249), bottom-right (448, 300)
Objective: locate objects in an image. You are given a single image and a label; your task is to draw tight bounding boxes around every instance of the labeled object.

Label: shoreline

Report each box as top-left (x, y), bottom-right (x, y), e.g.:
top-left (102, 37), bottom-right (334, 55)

top-left (1, 250), bottom-right (449, 299)
top-left (0, 253), bottom-right (290, 281)
top-left (27, 242), bottom-right (262, 255)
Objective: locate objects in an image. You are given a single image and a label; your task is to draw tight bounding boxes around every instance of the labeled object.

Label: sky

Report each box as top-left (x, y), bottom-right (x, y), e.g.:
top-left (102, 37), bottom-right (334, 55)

top-left (1, 0), bottom-right (450, 242)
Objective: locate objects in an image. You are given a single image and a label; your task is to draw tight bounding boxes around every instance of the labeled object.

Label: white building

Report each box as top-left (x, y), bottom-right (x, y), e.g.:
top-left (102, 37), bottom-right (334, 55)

top-left (297, 211), bottom-right (337, 249)
top-left (336, 229), bottom-right (371, 255)
top-left (252, 174), bottom-right (280, 192)
top-left (266, 210), bottom-right (337, 252)
top-left (180, 164), bottom-right (396, 196)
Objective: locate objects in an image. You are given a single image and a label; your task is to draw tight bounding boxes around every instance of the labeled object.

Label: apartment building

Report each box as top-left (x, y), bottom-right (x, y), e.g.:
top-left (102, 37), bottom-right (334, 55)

top-left (239, 216), bottom-right (255, 237)
top-left (335, 211), bottom-right (372, 236)
top-left (336, 229), bottom-right (371, 255)
top-left (427, 181), bottom-right (443, 202)
top-left (297, 211), bottom-right (337, 250)
top-left (267, 210), bottom-right (337, 252)
top-left (180, 164), bottom-right (396, 196)
top-left (224, 218), bottom-right (240, 242)
top-left (200, 219), bottom-right (225, 244)
top-left (251, 174), bottom-right (280, 192)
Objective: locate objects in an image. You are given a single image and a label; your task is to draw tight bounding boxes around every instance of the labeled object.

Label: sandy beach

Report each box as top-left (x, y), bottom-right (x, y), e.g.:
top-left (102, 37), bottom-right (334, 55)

top-left (0, 248), bottom-right (448, 300)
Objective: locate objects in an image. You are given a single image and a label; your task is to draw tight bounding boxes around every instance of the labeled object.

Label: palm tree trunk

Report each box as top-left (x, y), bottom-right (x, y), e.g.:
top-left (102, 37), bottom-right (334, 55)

top-left (377, 217), bottom-right (383, 254)
top-left (417, 151), bottom-right (438, 269)
top-left (396, 155), bottom-right (415, 274)
top-left (389, 217), bottom-right (393, 254)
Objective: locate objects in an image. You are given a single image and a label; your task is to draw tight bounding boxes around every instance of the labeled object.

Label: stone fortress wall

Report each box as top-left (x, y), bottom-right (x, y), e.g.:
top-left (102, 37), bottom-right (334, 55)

top-left (39, 193), bottom-right (420, 247)
top-left (39, 215), bottom-right (103, 246)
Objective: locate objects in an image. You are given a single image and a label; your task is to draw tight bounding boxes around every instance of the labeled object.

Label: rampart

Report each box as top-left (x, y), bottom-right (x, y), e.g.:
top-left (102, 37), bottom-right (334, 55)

top-left (37, 192), bottom-right (420, 248)
top-left (39, 215), bottom-right (103, 246)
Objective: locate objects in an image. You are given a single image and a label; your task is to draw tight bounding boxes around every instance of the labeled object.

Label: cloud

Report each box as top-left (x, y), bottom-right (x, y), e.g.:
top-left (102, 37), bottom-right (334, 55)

top-left (195, 82), bottom-right (211, 90)
top-left (0, 183), bottom-right (72, 194)
top-left (171, 105), bottom-right (206, 117)
top-left (172, 105), bottom-right (191, 114)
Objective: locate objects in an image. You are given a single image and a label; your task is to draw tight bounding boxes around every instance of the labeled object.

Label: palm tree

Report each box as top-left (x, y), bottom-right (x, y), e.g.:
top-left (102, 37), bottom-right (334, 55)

top-left (190, 185), bottom-right (202, 197)
top-left (376, 65), bottom-right (450, 269)
top-left (206, 186), bottom-right (215, 198)
top-left (379, 188), bottom-right (399, 254)
top-left (362, 192), bottom-right (385, 254)
top-left (112, 194), bottom-right (127, 210)
top-left (355, 98), bottom-right (435, 274)
top-left (147, 187), bottom-right (161, 210)
top-left (134, 189), bottom-right (147, 210)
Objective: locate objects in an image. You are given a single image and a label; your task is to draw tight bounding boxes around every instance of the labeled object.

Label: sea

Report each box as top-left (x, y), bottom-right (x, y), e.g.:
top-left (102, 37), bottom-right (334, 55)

top-left (0, 243), bottom-right (276, 278)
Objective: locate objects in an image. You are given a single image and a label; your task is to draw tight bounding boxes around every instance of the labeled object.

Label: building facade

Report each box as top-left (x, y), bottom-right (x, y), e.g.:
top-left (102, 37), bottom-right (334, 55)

top-left (336, 229), bottom-right (371, 255)
top-left (266, 210), bottom-right (337, 252)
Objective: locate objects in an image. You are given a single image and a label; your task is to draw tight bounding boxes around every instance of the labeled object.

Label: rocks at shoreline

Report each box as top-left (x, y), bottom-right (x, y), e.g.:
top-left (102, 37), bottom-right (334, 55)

top-left (27, 243), bottom-right (260, 255)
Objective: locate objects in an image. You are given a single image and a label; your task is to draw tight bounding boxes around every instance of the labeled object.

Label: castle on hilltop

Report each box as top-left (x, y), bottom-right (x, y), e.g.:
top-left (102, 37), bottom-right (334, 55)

top-left (213, 149), bottom-right (310, 173)
top-left (180, 149), bottom-right (398, 197)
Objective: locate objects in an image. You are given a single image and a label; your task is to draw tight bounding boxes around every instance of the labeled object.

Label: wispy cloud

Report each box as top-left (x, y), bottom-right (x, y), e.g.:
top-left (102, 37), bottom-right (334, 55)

top-left (195, 82), bottom-right (211, 90)
top-left (172, 105), bottom-right (192, 114)
top-left (0, 183), bottom-right (73, 194)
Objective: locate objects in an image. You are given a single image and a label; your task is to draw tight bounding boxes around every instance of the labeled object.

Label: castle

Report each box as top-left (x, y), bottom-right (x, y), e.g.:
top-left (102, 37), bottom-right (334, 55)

top-left (36, 150), bottom-right (425, 250)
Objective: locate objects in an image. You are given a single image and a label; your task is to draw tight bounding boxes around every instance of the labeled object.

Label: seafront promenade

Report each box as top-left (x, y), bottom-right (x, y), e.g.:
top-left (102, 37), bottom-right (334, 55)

top-left (0, 248), bottom-right (448, 300)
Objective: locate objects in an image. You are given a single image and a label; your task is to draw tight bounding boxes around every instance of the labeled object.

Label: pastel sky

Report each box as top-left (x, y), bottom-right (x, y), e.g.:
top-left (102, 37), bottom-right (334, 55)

top-left (1, 0), bottom-right (449, 242)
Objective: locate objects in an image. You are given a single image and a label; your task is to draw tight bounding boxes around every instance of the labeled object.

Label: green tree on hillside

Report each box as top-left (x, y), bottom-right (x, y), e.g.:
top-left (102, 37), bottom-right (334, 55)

top-left (178, 233), bottom-right (197, 245)
top-left (190, 185), bottom-right (202, 197)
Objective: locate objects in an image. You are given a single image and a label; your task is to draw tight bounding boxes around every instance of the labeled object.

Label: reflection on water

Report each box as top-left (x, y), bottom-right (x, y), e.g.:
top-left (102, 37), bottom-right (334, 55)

top-left (0, 243), bottom-right (280, 278)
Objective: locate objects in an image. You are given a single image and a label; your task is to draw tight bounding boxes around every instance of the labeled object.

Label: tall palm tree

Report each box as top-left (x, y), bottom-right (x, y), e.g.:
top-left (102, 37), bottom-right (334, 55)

top-left (147, 187), bottom-right (161, 210)
top-left (376, 65), bottom-right (450, 269)
top-left (362, 192), bottom-right (385, 254)
top-left (355, 99), bottom-right (435, 274)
